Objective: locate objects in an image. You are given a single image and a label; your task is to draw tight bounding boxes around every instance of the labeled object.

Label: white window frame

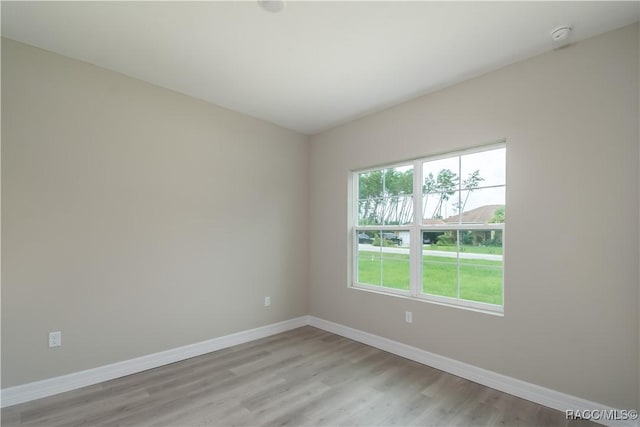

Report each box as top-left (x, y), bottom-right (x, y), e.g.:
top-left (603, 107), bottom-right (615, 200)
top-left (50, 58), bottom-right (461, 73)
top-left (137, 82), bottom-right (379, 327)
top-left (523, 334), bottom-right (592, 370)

top-left (350, 142), bottom-right (505, 314)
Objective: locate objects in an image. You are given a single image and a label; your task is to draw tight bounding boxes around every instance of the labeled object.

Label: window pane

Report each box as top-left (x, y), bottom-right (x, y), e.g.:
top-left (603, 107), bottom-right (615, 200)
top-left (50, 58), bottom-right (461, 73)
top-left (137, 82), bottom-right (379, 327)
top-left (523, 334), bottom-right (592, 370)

top-left (423, 187), bottom-right (504, 225)
top-left (422, 230), bottom-right (458, 298)
top-left (422, 191), bottom-right (460, 222)
top-left (357, 248), bottom-right (381, 286)
top-left (423, 157), bottom-right (459, 195)
top-left (382, 252), bottom-right (410, 290)
top-left (358, 166), bottom-right (414, 226)
top-left (458, 229), bottom-right (504, 253)
top-left (356, 230), bottom-right (410, 291)
top-left (453, 187), bottom-right (505, 225)
top-left (422, 157), bottom-right (460, 222)
top-left (422, 229), bottom-right (504, 304)
top-left (458, 229), bottom-right (504, 305)
top-left (461, 148), bottom-right (505, 189)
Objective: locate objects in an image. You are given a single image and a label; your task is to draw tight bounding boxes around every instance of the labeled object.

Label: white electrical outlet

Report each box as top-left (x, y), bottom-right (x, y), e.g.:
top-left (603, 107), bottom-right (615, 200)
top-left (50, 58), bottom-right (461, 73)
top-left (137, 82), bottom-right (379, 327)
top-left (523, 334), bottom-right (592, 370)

top-left (405, 311), bottom-right (413, 324)
top-left (49, 331), bottom-right (61, 348)
top-left (264, 296), bottom-right (271, 307)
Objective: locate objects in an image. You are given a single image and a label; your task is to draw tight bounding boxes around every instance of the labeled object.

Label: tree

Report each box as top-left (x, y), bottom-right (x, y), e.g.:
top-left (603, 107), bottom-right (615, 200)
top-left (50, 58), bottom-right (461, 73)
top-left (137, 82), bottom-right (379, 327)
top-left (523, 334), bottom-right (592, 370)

top-left (425, 169), bottom-right (458, 219)
top-left (358, 168), bottom-right (413, 225)
top-left (424, 169), bottom-right (485, 220)
top-left (488, 206), bottom-right (505, 247)
top-left (360, 166), bottom-right (485, 224)
top-left (460, 170), bottom-right (484, 213)
top-left (489, 206), bottom-right (505, 223)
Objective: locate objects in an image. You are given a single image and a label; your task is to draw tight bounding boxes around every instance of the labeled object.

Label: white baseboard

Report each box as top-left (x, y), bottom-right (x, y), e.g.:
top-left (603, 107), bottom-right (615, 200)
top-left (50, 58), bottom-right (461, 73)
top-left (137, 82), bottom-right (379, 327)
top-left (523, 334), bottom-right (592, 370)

top-left (2, 315), bottom-right (636, 427)
top-left (0, 316), bottom-right (308, 409)
top-left (307, 316), bottom-right (638, 427)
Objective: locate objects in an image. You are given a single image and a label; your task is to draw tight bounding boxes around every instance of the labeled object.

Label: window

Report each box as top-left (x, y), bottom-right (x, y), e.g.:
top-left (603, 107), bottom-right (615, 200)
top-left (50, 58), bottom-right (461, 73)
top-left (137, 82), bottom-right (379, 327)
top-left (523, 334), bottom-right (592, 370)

top-left (351, 143), bottom-right (505, 313)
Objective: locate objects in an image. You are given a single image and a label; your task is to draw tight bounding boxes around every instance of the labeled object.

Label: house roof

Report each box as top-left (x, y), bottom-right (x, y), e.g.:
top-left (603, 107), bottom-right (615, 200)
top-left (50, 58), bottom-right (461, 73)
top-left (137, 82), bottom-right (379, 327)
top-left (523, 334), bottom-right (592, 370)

top-left (444, 204), bottom-right (504, 224)
top-left (422, 204), bottom-right (504, 225)
top-left (422, 218), bottom-right (446, 225)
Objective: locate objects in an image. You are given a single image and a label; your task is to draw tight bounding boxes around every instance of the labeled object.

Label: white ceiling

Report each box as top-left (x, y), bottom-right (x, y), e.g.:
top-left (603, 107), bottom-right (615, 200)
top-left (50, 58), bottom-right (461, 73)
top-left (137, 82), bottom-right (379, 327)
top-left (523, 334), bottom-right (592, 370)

top-left (2, 1), bottom-right (638, 135)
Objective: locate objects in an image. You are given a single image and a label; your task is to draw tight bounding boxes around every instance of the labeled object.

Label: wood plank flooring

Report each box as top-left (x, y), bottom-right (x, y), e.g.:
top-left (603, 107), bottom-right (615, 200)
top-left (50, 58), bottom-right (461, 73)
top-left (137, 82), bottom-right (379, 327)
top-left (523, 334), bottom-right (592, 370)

top-left (2, 326), bottom-right (596, 426)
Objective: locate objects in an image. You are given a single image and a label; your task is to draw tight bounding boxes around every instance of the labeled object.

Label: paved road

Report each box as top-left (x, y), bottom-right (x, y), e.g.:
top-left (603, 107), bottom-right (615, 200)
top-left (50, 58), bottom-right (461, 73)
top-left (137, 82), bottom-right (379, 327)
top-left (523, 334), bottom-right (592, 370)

top-left (358, 244), bottom-right (503, 261)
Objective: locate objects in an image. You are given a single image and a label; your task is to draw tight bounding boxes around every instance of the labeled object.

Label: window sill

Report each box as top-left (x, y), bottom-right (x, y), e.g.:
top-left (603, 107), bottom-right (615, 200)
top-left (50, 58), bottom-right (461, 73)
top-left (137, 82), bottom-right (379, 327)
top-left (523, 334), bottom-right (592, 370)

top-left (350, 283), bottom-right (504, 317)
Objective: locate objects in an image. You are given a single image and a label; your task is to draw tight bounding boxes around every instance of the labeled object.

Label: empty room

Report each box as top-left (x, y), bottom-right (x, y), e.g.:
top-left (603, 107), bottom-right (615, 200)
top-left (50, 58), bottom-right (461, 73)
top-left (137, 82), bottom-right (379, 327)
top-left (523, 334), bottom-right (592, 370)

top-left (1, 1), bottom-right (638, 426)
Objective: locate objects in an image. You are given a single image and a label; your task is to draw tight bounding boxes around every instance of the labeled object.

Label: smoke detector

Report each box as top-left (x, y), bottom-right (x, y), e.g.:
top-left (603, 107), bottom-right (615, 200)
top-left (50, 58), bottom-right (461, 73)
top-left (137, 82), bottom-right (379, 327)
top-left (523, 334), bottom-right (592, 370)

top-left (258, 0), bottom-right (285, 13)
top-left (550, 26), bottom-right (572, 42)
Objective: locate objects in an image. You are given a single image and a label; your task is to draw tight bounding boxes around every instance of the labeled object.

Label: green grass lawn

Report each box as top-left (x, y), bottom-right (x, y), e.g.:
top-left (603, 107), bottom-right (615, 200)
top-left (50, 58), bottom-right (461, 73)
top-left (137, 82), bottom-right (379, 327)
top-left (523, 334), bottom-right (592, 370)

top-left (357, 251), bottom-right (503, 305)
top-left (424, 244), bottom-right (503, 255)
top-left (357, 252), bottom-right (411, 290)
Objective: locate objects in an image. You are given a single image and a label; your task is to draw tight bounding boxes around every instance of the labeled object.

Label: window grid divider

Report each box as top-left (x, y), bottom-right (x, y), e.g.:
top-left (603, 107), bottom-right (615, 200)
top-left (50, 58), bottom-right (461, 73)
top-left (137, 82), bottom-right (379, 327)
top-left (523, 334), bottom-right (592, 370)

top-left (410, 159), bottom-right (422, 297)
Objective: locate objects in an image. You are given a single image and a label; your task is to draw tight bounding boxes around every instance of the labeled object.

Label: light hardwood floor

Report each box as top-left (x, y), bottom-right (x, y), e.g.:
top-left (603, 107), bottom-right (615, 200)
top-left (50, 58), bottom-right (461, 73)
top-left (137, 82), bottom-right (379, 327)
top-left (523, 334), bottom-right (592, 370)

top-left (2, 326), bottom-right (596, 426)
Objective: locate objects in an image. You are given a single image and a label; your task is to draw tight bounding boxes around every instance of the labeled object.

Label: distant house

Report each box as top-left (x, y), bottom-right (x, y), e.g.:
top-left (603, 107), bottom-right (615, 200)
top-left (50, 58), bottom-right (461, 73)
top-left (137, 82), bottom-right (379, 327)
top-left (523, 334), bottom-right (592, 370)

top-left (400, 205), bottom-right (505, 245)
top-left (442, 204), bottom-right (504, 225)
top-left (423, 218), bottom-right (447, 225)
top-left (406, 204), bottom-right (505, 246)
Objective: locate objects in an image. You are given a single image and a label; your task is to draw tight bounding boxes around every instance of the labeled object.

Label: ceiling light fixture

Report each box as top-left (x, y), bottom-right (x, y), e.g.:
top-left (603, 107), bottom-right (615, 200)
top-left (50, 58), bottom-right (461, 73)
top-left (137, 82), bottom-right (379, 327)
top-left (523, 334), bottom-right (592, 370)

top-left (258, 0), bottom-right (285, 13)
top-left (550, 26), bottom-right (572, 42)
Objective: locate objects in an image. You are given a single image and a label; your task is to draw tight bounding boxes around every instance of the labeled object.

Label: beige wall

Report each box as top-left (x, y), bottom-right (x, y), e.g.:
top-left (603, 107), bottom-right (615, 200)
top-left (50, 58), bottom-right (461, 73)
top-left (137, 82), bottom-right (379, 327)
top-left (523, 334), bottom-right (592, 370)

top-left (1, 38), bottom-right (309, 387)
top-left (309, 23), bottom-right (639, 410)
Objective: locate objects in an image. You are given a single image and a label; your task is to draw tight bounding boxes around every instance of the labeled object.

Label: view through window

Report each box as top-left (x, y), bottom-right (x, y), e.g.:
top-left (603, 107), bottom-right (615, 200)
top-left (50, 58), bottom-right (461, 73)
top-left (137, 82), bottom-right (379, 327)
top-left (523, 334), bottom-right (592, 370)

top-left (353, 144), bottom-right (505, 312)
